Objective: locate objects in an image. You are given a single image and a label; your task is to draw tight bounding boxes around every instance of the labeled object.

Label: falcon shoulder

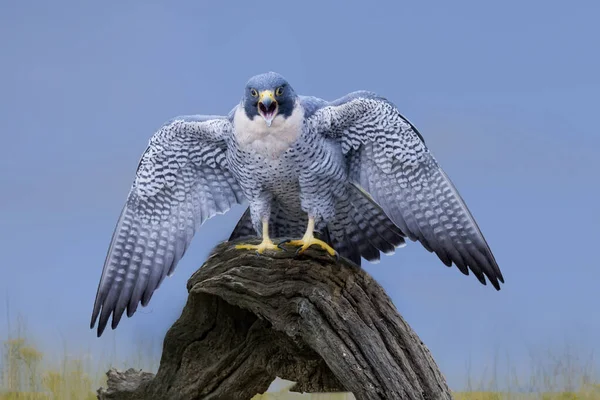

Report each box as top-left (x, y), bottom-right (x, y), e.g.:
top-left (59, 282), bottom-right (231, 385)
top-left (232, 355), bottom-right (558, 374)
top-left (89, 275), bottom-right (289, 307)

top-left (90, 115), bottom-right (245, 336)
top-left (304, 92), bottom-right (504, 289)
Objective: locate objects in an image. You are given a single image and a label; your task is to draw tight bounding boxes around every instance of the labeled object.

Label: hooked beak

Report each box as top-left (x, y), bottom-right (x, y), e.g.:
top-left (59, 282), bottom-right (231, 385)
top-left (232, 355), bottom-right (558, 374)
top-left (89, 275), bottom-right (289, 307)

top-left (258, 90), bottom-right (278, 127)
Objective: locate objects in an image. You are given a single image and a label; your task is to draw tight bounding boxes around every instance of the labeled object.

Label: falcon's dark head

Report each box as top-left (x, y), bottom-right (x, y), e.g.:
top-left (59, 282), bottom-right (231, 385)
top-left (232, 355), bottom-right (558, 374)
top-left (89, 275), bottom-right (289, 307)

top-left (243, 72), bottom-right (297, 127)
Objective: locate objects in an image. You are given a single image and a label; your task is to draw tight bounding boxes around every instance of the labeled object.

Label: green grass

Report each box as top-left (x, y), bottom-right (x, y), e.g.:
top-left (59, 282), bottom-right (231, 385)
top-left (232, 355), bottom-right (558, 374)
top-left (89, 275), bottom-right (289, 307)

top-left (1, 315), bottom-right (598, 400)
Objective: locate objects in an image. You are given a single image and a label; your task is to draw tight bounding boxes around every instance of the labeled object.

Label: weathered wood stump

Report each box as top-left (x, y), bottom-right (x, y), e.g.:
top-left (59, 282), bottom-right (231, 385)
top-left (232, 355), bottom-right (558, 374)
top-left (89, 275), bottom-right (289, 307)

top-left (97, 239), bottom-right (453, 400)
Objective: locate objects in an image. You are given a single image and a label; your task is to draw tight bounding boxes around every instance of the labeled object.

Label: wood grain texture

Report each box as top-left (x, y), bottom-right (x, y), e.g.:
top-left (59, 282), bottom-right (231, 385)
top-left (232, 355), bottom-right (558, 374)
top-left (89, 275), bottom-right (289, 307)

top-left (97, 239), bottom-right (453, 400)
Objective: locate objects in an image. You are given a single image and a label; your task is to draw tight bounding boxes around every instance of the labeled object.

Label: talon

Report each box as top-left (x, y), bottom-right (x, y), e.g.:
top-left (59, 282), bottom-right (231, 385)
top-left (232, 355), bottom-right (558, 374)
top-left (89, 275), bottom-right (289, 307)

top-left (235, 239), bottom-right (281, 254)
top-left (284, 237), bottom-right (338, 258)
top-left (277, 239), bottom-right (292, 251)
top-left (235, 217), bottom-right (281, 254)
top-left (276, 216), bottom-right (339, 260)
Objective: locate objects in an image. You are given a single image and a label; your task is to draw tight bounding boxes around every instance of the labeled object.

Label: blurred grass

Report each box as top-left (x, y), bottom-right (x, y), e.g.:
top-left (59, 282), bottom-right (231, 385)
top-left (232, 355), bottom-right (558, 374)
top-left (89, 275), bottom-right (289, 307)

top-left (0, 326), bottom-right (101, 400)
top-left (1, 313), bottom-right (598, 399)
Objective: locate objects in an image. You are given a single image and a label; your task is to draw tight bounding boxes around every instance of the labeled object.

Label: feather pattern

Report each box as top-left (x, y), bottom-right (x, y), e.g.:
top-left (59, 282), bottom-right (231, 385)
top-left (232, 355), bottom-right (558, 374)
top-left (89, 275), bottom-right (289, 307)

top-left (90, 115), bottom-right (244, 336)
top-left (306, 92), bottom-right (504, 289)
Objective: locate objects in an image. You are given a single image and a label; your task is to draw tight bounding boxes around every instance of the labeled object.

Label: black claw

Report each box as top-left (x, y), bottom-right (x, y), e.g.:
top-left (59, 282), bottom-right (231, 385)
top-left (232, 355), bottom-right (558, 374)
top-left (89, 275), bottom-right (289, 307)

top-left (277, 239), bottom-right (292, 251)
top-left (333, 252), bottom-right (340, 262)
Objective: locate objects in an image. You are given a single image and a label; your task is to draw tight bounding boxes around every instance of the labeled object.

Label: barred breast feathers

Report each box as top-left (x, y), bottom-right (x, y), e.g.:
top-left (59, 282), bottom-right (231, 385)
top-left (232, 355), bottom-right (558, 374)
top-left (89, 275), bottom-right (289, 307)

top-left (233, 100), bottom-right (305, 159)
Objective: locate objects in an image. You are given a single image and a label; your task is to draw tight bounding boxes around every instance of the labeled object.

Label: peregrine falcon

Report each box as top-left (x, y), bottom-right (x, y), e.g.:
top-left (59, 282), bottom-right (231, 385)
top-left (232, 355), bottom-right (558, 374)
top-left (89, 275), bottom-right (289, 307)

top-left (90, 72), bottom-right (504, 336)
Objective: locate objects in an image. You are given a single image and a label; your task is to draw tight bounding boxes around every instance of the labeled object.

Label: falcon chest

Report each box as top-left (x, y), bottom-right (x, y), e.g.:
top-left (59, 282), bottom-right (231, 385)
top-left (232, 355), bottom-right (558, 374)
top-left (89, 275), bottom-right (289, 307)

top-left (232, 104), bottom-right (304, 160)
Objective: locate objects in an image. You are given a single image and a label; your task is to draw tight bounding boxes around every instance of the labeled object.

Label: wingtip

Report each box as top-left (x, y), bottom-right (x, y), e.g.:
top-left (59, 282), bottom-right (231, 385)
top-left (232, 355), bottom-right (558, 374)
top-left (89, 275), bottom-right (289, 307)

top-left (492, 278), bottom-right (502, 291)
top-left (111, 316), bottom-right (121, 331)
top-left (485, 273), bottom-right (502, 291)
top-left (90, 308), bottom-right (105, 337)
top-left (486, 261), bottom-right (504, 290)
top-left (96, 310), bottom-right (111, 338)
top-left (90, 312), bottom-right (99, 331)
top-left (496, 271), bottom-right (505, 284)
top-left (96, 324), bottom-right (106, 338)
top-left (126, 304), bottom-right (138, 318)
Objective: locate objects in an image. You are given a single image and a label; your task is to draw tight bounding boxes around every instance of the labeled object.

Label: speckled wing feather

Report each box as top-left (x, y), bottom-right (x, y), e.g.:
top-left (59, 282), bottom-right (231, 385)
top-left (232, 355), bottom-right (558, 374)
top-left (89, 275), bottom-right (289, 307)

top-left (307, 92), bottom-right (504, 289)
top-left (90, 115), bottom-right (245, 336)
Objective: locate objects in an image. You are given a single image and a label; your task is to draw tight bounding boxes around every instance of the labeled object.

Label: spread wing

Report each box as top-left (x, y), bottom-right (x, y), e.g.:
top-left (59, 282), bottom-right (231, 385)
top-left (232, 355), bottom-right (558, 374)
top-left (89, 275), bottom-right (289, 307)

top-left (306, 92), bottom-right (504, 289)
top-left (90, 115), bottom-right (245, 336)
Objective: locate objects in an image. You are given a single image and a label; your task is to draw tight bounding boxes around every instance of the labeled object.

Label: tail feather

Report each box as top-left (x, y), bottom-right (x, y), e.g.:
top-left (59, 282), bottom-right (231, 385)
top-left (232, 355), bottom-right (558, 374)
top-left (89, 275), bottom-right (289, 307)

top-left (229, 208), bottom-right (255, 240)
top-left (229, 204), bottom-right (307, 241)
top-left (228, 183), bottom-right (407, 266)
top-left (327, 183), bottom-right (406, 265)
top-left (348, 184), bottom-right (406, 254)
top-left (347, 203), bottom-right (389, 259)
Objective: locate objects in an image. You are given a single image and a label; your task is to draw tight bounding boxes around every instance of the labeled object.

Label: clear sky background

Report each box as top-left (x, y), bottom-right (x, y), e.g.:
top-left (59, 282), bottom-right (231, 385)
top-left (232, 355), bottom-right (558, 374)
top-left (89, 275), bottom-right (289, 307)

top-left (1, 0), bottom-right (598, 391)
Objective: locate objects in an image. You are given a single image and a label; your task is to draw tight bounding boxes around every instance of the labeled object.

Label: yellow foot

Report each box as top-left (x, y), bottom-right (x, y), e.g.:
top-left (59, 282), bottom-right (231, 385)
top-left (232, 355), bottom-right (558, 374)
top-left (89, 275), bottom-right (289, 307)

top-left (235, 239), bottom-right (281, 254)
top-left (278, 237), bottom-right (339, 260)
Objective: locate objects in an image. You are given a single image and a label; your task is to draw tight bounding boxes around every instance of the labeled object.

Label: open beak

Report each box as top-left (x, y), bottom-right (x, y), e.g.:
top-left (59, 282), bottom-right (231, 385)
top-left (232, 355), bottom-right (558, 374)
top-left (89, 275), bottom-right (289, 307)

top-left (258, 90), bottom-right (278, 127)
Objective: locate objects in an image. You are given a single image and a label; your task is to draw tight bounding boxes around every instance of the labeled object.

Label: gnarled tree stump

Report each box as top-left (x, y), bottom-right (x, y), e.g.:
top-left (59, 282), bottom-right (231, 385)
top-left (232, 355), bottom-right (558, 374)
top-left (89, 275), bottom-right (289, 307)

top-left (97, 239), bottom-right (453, 400)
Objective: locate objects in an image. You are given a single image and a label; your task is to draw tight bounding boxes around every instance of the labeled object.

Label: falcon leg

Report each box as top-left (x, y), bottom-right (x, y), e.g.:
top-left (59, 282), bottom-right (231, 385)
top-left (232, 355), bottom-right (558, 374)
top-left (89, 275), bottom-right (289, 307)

top-left (235, 217), bottom-right (280, 254)
top-left (278, 216), bottom-right (338, 259)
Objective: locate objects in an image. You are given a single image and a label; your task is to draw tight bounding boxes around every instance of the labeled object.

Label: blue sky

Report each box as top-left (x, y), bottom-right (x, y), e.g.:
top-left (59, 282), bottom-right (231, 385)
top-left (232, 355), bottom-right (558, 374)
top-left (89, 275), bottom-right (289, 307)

top-left (1, 0), bottom-right (598, 390)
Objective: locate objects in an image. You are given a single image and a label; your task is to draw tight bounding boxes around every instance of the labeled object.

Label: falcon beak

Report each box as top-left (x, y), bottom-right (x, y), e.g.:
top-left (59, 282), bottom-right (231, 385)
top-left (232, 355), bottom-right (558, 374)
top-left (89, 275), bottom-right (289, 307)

top-left (258, 90), bottom-right (278, 127)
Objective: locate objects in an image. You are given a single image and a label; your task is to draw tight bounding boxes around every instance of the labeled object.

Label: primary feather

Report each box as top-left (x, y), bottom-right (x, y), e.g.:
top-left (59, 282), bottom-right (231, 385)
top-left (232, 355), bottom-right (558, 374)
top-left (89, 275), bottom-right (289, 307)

top-left (306, 92), bottom-right (503, 288)
top-left (90, 116), bottom-right (244, 336)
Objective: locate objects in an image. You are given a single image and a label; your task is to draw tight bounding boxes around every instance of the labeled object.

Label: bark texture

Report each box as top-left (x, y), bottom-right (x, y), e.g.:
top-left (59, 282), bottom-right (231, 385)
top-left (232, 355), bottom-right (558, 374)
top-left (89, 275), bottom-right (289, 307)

top-left (97, 239), bottom-right (453, 400)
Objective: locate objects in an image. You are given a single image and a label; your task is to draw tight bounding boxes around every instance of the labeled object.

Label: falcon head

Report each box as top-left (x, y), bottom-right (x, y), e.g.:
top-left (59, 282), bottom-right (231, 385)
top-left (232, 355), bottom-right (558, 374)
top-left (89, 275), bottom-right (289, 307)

top-left (243, 72), bottom-right (297, 127)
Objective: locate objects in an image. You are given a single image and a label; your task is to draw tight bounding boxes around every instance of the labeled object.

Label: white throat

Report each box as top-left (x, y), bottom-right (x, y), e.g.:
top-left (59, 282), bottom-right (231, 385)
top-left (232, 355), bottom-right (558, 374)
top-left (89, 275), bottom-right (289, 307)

top-left (233, 101), bottom-right (304, 159)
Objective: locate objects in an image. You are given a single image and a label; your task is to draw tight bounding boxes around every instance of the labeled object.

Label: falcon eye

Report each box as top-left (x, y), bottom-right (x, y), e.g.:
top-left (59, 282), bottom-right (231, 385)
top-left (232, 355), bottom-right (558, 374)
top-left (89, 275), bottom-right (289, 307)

top-left (275, 86), bottom-right (284, 96)
top-left (250, 88), bottom-right (258, 97)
